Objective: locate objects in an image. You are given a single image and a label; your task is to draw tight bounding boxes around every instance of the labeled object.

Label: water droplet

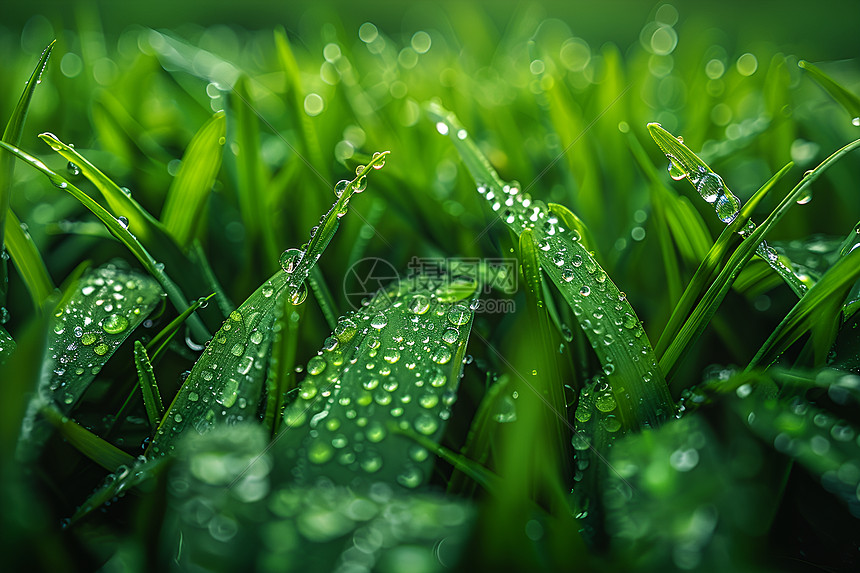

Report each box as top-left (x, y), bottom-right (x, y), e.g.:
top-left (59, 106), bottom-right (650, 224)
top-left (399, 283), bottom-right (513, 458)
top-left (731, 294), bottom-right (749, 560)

top-left (308, 442), bottom-right (334, 464)
top-left (853, 117), bottom-right (860, 127)
top-left (307, 355), bottom-right (326, 375)
top-left (371, 314), bottom-right (388, 329)
top-left (230, 343), bottom-right (245, 357)
top-left (279, 248), bottom-right (302, 273)
top-left (596, 392), bottom-right (616, 412)
top-left (562, 268), bottom-right (575, 282)
top-left (431, 345), bottom-right (452, 364)
top-left (408, 294), bottom-right (430, 315)
top-left (334, 179), bottom-right (350, 198)
top-left (102, 314), bottom-right (129, 334)
top-left (796, 188), bottom-right (813, 205)
top-left (291, 283), bottom-right (308, 305)
top-left (667, 155), bottom-right (686, 180)
top-left (414, 413), bottom-right (439, 435)
top-left (441, 327), bottom-right (459, 344)
top-left (696, 172), bottom-right (724, 203)
top-left (354, 175), bottom-right (368, 193)
top-left (217, 378), bottom-right (239, 407)
top-left (435, 122), bottom-right (449, 135)
top-left (93, 343), bottom-right (110, 356)
top-left (117, 216), bottom-right (129, 229)
top-left (67, 161), bottom-right (81, 176)
top-left (714, 192), bottom-right (740, 223)
top-left (371, 151), bottom-right (386, 168)
top-left (446, 304), bottom-right (470, 326)
top-left (579, 285), bottom-right (591, 297)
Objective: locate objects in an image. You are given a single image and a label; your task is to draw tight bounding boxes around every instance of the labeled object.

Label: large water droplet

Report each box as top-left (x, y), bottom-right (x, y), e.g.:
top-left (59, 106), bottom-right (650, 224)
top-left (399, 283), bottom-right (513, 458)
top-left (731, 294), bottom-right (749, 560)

top-left (667, 155), bottom-right (686, 181)
top-left (101, 314), bottom-right (129, 334)
top-left (280, 248), bottom-right (302, 273)
top-left (714, 192), bottom-right (740, 223)
top-left (696, 172), bottom-right (724, 203)
top-left (334, 179), bottom-right (350, 198)
top-left (796, 188), bottom-right (813, 205)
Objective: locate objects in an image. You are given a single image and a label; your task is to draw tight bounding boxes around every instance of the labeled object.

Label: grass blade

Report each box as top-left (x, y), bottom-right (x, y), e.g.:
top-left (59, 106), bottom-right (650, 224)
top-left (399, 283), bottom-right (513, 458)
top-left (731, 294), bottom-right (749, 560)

top-left (659, 138), bottom-right (860, 381)
top-left (4, 209), bottom-right (55, 310)
top-left (0, 40), bottom-right (55, 312)
top-left (0, 139), bottom-right (210, 342)
top-left (134, 340), bottom-right (164, 430)
top-left (41, 405), bottom-right (135, 471)
top-left (279, 273), bottom-right (476, 489)
top-left (648, 123), bottom-right (807, 297)
top-left (160, 111), bottom-right (226, 247)
top-left (748, 247), bottom-right (860, 369)
top-left (146, 293), bottom-right (213, 363)
top-left (427, 102), bottom-right (672, 430)
top-left (148, 270), bottom-right (290, 456)
top-left (799, 60), bottom-right (860, 124)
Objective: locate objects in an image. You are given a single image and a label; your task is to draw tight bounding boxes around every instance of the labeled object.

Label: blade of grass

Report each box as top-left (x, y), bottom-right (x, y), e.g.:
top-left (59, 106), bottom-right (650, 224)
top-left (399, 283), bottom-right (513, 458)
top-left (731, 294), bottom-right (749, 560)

top-left (648, 123), bottom-right (807, 297)
top-left (41, 405), bottom-right (135, 471)
top-left (427, 102), bottom-right (672, 429)
top-left (134, 341), bottom-right (164, 431)
top-left (660, 138), bottom-right (860, 381)
top-left (748, 247), bottom-right (860, 370)
top-left (4, 209), bottom-right (55, 310)
top-left (264, 296), bottom-right (302, 436)
top-left (160, 111), bottom-right (226, 247)
top-left (0, 139), bottom-right (210, 342)
top-left (0, 40), bottom-right (55, 312)
top-left (307, 265), bottom-right (338, 331)
top-left (188, 240), bottom-right (235, 316)
top-left (146, 293), bottom-right (213, 363)
top-left (799, 60), bottom-right (860, 124)
top-left (655, 162), bottom-right (793, 361)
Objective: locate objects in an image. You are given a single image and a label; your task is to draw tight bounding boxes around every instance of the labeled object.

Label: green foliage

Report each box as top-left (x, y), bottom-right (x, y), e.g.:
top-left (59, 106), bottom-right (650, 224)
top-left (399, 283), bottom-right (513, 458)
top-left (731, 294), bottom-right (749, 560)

top-left (1, 5), bottom-right (860, 573)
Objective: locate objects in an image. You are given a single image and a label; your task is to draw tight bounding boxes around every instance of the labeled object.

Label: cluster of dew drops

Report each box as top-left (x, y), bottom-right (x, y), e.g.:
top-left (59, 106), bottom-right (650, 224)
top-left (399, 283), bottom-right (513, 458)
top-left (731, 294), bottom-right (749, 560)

top-left (277, 152), bottom-right (387, 306)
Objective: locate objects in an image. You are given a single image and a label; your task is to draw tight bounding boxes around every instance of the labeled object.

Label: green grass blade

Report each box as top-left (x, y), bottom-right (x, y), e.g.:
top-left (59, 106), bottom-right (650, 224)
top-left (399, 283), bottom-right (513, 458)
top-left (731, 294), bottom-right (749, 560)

top-left (799, 60), bottom-right (860, 124)
top-left (134, 341), bottom-right (164, 430)
top-left (660, 138), bottom-right (860, 380)
top-left (148, 270), bottom-right (290, 456)
top-left (146, 293), bottom-right (213, 363)
top-left (748, 247), bottom-right (860, 369)
top-left (41, 404), bottom-right (135, 471)
top-left (160, 111), bottom-right (226, 247)
top-left (188, 240), bottom-right (235, 316)
top-left (284, 151), bottom-right (390, 301)
top-left (648, 123), bottom-right (807, 297)
top-left (307, 265), bottom-right (338, 331)
top-left (0, 40), bottom-right (55, 312)
top-left (427, 102), bottom-right (672, 429)
top-left (0, 139), bottom-right (210, 342)
top-left (655, 162), bottom-right (793, 361)
top-left (265, 296), bottom-right (302, 435)
top-left (231, 75), bottom-right (278, 268)
top-left (4, 209), bottom-right (55, 310)
top-left (274, 27), bottom-right (328, 179)
top-left (279, 273), bottom-right (476, 489)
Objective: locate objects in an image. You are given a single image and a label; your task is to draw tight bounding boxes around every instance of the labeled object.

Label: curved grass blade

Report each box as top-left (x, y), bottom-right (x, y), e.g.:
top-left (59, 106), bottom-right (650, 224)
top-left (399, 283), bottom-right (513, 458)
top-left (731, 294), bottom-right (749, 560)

top-left (148, 270), bottom-right (290, 456)
top-left (748, 247), bottom-right (860, 370)
top-left (1, 40), bottom-right (55, 313)
top-left (265, 295), bottom-right (302, 435)
top-left (134, 341), bottom-right (164, 430)
top-left (41, 405), bottom-right (135, 471)
top-left (283, 150), bottom-right (390, 301)
top-left (427, 102), bottom-right (672, 430)
top-left (648, 123), bottom-right (807, 298)
top-left (799, 60), bottom-right (860, 125)
top-left (660, 138), bottom-right (860, 380)
top-left (278, 273), bottom-right (476, 490)
top-left (146, 293), bottom-right (212, 362)
top-left (4, 209), bottom-right (55, 310)
top-left (0, 139), bottom-right (209, 342)
top-left (656, 162), bottom-right (793, 361)
top-left (43, 264), bottom-right (163, 414)
top-left (159, 111), bottom-right (226, 247)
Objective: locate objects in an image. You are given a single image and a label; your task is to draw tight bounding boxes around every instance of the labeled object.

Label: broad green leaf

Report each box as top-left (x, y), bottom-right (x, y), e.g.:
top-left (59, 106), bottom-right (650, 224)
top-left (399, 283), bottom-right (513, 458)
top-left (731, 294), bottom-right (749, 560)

top-left (160, 111), bottom-right (226, 247)
top-left (4, 209), bottom-right (55, 310)
top-left (427, 102), bottom-right (672, 430)
top-left (749, 247), bottom-right (860, 369)
top-left (278, 273), bottom-right (476, 490)
top-left (799, 60), bottom-right (860, 125)
top-left (134, 341), bottom-right (164, 430)
top-left (1, 40), bottom-right (55, 312)
top-left (163, 424), bottom-right (473, 573)
top-left (148, 270), bottom-right (290, 456)
top-left (43, 264), bottom-right (163, 414)
top-left (0, 139), bottom-right (209, 342)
